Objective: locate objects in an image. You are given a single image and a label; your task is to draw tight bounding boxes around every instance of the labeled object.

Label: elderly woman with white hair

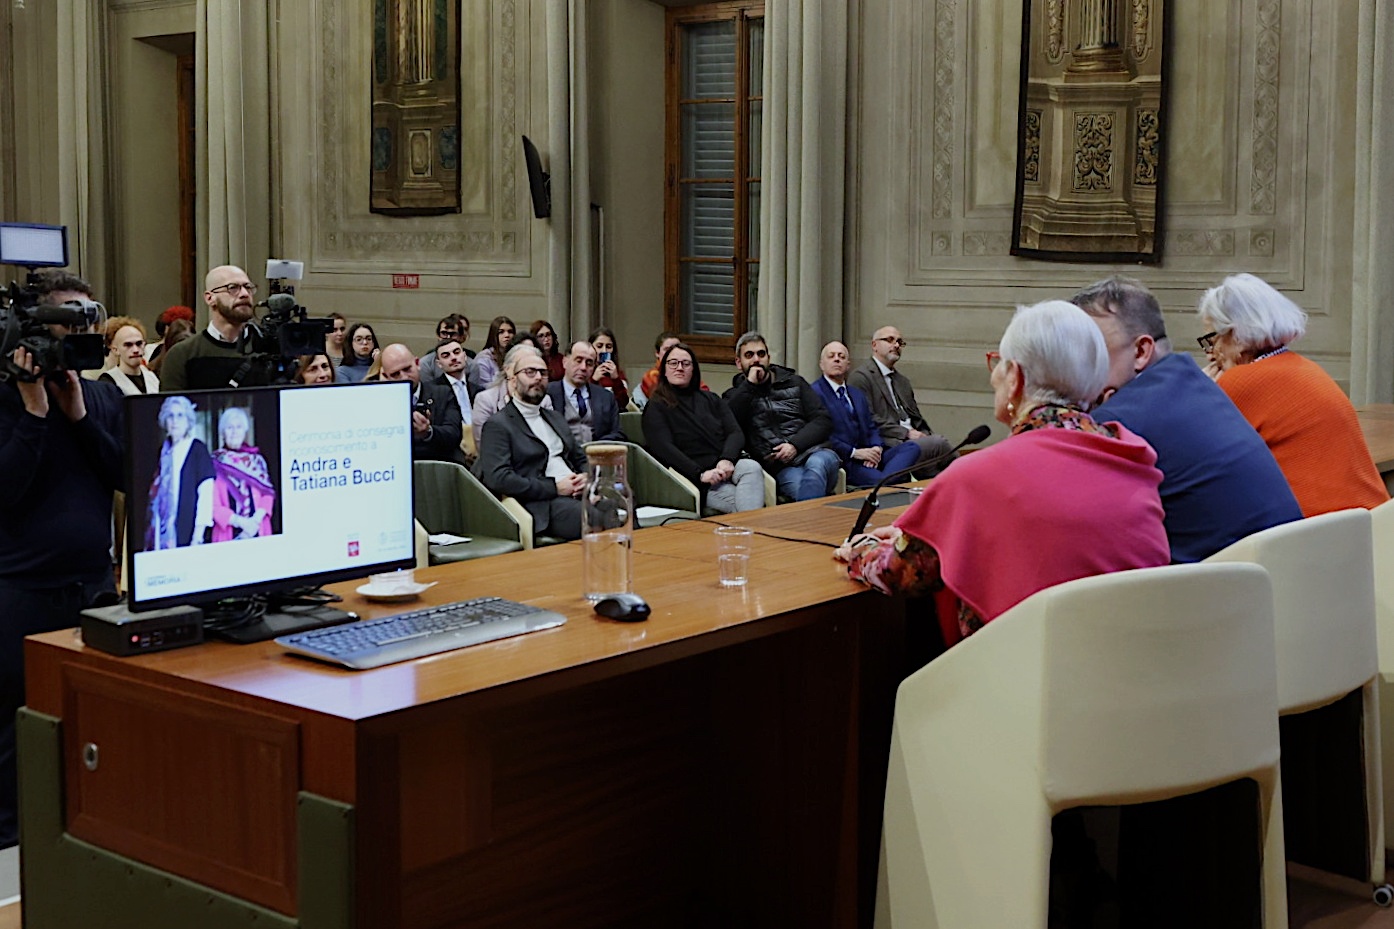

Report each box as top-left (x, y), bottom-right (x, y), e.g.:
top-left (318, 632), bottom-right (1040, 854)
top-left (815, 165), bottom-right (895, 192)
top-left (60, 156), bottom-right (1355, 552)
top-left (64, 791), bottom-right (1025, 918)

top-left (146, 395), bottom-right (215, 549)
top-left (211, 407), bottom-right (275, 542)
top-left (836, 300), bottom-right (1170, 646)
top-left (1198, 272), bottom-right (1387, 516)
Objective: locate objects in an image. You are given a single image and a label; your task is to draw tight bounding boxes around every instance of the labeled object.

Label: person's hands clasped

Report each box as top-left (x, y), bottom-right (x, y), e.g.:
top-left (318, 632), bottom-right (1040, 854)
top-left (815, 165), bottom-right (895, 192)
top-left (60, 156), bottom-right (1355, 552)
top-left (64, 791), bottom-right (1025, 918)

top-left (850, 446), bottom-right (882, 467)
top-left (555, 473), bottom-right (586, 497)
top-left (768, 442), bottom-right (797, 463)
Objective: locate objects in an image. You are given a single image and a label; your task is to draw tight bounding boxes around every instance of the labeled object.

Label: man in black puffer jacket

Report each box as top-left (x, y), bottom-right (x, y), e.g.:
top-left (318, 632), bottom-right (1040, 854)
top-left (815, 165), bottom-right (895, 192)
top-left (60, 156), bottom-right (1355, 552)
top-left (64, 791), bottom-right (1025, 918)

top-left (724, 332), bottom-right (840, 502)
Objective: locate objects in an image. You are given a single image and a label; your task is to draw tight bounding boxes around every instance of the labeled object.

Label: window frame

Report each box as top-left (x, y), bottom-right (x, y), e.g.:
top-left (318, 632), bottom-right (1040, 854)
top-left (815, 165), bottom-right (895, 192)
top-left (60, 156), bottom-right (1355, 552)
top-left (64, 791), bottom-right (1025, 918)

top-left (663, 0), bottom-right (764, 364)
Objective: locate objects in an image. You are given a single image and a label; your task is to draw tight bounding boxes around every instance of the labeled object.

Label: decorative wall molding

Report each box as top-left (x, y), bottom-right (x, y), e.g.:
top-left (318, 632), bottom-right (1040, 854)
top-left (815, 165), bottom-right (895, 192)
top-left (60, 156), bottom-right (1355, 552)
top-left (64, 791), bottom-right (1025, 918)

top-left (1164, 229), bottom-right (1235, 256)
top-left (1023, 109), bottom-right (1041, 183)
top-left (1249, 0), bottom-right (1280, 215)
top-left (1250, 227), bottom-right (1275, 257)
top-left (962, 231), bottom-right (1011, 255)
top-left (1045, 0), bottom-right (1064, 63)
top-left (931, 0), bottom-right (956, 220)
top-left (1131, 0), bottom-right (1152, 61)
top-left (1071, 113), bottom-right (1113, 192)
top-left (1134, 107), bottom-right (1159, 185)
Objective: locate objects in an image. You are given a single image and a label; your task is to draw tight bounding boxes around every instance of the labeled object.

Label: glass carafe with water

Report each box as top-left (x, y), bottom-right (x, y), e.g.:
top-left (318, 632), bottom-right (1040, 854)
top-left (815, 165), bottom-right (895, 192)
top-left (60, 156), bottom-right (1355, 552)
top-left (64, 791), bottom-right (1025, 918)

top-left (581, 443), bottom-right (634, 601)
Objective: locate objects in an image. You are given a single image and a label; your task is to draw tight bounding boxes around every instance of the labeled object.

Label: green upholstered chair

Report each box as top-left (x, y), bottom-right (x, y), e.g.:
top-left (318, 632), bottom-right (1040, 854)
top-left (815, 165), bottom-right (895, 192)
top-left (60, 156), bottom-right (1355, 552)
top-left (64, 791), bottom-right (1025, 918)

top-left (620, 410), bottom-right (645, 446)
top-left (586, 441), bottom-right (701, 528)
top-left (412, 461), bottom-right (526, 562)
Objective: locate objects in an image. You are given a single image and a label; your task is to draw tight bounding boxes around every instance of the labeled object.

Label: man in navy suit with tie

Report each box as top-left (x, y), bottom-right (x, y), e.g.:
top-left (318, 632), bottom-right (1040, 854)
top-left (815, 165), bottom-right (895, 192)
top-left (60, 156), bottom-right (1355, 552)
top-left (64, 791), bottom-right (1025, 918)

top-left (545, 341), bottom-right (624, 446)
top-left (811, 342), bottom-right (924, 487)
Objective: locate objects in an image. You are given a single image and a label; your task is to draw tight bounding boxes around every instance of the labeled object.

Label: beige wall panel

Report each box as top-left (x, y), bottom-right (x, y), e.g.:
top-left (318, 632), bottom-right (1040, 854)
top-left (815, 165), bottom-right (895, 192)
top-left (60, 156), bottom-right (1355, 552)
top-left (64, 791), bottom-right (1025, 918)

top-left (965, 0), bottom-right (1019, 213)
top-left (274, 0), bottom-right (552, 351)
top-left (110, 2), bottom-right (195, 322)
top-left (853, 0), bottom-right (1361, 434)
top-left (586, 0), bottom-right (665, 372)
top-left (1166, 4), bottom-right (1235, 208)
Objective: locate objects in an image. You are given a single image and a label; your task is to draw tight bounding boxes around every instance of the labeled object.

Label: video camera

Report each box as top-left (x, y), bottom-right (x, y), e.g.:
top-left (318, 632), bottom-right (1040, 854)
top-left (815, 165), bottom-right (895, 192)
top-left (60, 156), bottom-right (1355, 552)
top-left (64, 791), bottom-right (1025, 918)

top-left (0, 223), bottom-right (106, 383)
top-left (227, 260), bottom-right (334, 386)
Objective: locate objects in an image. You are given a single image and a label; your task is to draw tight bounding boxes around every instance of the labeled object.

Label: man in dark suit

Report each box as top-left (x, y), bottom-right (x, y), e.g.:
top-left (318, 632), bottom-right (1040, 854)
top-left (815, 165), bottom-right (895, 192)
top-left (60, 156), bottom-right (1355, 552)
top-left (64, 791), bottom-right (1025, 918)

top-left (476, 347), bottom-right (588, 540)
top-left (546, 341), bottom-right (624, 446)
top-left (379, 343), bottom-right (468, 466)
top-left (846, 325), bottom-right (952, 475)
top-left (812, 342), bottom-right (925, 487)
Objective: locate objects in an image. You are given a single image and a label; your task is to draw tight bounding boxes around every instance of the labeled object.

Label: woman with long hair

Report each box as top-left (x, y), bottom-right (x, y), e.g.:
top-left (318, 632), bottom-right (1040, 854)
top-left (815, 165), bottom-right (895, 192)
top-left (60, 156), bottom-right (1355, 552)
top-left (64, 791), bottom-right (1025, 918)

top-left (530, 320), bottom-right (565, 381)
top-left (588, 326), bottom-right (629, 409)
top-left (642, 342), bottom-right (763, 513)
top-left (146, 395), bottom-right (215, 549)
top-left (471, 316), bottom-right (517, 392)
top-left (335, 323), bottom-right (379, 383)
top-left (211, 407), bottom-right (275, 542)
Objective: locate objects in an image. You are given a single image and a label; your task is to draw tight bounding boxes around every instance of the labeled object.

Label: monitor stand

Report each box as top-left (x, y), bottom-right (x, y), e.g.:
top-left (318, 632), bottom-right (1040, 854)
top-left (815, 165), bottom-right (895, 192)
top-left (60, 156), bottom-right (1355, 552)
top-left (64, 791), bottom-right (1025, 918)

top-left (210, 595), bottom-right (359, 644)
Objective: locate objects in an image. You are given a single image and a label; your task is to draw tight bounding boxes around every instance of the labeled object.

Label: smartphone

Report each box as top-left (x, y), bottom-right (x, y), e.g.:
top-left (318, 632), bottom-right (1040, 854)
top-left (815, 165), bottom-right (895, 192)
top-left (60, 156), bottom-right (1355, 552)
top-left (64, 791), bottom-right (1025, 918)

top-left (599, 351), bottom-right (613, 364)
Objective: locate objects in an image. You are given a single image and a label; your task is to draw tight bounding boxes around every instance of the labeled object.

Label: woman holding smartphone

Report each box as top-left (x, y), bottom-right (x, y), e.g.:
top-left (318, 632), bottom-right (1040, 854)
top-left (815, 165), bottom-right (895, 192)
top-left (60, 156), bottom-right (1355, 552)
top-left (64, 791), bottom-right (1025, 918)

top-left (588, 327), bottom-right (630, 410)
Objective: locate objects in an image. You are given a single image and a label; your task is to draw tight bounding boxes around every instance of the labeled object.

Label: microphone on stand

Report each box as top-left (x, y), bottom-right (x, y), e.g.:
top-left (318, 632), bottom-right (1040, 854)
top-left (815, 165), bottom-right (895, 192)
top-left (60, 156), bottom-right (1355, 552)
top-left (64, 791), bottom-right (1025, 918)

top-left (845, 424), bottom-right (991, 543)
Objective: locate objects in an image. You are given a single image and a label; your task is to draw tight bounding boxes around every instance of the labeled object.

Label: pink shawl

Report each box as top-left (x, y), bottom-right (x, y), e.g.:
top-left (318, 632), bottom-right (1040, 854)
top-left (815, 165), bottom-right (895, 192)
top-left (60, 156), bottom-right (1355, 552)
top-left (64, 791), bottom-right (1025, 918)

top-left (895, 425), bottom-right (1169, 624)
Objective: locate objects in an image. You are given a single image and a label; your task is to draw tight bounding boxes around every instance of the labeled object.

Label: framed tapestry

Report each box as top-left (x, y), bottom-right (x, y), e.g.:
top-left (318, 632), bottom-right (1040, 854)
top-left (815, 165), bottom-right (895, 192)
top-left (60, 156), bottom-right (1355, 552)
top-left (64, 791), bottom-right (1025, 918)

top-left (1011, 0), bottom-right (1169, 263)
top-left (371, 0), bottom-right (462, 215)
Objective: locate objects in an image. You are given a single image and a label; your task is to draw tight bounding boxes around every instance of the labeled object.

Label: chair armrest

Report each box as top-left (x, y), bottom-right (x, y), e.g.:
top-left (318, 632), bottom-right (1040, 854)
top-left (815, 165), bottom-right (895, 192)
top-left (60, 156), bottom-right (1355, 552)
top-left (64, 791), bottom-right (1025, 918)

top-left (499, 497), bottom-right (535, 549)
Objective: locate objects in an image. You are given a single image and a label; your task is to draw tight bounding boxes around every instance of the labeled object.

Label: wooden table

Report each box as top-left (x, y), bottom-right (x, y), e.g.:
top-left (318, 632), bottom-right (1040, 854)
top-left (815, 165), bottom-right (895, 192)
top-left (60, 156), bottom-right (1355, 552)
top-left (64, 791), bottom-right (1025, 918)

top-left (20, 494), bottom-right (916, 929)
top-left (1358, 405), bottom-right (1394, 472)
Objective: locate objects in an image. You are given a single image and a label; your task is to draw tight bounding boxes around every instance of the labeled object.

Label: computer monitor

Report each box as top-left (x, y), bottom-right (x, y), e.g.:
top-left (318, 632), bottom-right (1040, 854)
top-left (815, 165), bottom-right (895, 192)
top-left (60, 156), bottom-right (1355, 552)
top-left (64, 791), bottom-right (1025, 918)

top-left (125, 381), bottom-right (416, 614)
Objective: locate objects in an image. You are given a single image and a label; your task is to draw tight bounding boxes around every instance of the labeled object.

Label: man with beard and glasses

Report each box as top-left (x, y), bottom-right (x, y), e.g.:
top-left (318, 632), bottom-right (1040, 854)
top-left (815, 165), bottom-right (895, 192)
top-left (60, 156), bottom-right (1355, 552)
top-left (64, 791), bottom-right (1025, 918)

top-left (475, 346), bottom-right (588, 540)
top-left (159, 265), bottom-right (261, 391)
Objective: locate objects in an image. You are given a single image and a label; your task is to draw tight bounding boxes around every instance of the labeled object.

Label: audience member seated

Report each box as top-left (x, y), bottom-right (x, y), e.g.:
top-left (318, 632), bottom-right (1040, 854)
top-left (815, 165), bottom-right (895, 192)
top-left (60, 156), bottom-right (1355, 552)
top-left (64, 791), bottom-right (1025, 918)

top-left (471, 344), bottom-right (553, 448)
top-left (547, 340), bottom-right (624, 445)
top-left (588, 327), bottom-right (630, 410)
top-left (476, 347), bottom-right (588, 541)
top-left (1198, 272), bottom-right (1388, 516)
top-left (148, 318), bottom-right (194, 377)
top-left (471, 316), bottom-right (516, 393)
top-left (724, 331), bottom-right (839, 502)
top-left (531, 320), bottom-right (566, 382)
top-left (147, 305), bottom-right (195, 363)
top-left (635, 331), bottom-right (708, 408)
top-left (211, 407), bottom-right (274, 542)
top-left (847, 324), bottom-right (953, 476)
top-left (1075, 275), bottom-right (1301, 562)
top-left (335, 322), bottom-right (380, 383)
top-left (156, 265), bottom-right (258, 391)
top-left (643, 342), bottom-right (764, 514)
top-left (380, 344), bottom-right (468, 466)
top-left (420, 314), bottom-right (473, 383)
top-left (812, 341), bottom-right (925, 487)
top-left (836, 300), bottom-right (1169, 646)
top-left (292, 354), bottom-right (335, 385)
top-left (434, 338), bottom-right (477, 462)
top-left (98, 318), bottom-right (159, 395)
top-left (326, 312), bottom-right (347, 365)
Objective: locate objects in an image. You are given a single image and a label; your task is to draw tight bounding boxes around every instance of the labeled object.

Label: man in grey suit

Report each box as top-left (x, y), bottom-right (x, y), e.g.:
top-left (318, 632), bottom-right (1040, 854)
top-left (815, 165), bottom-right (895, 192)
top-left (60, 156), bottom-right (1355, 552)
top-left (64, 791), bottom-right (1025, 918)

top-left (475, 347), bottom-right (588, 540)
top-left (545, 341), bottom-right (625, 445)
top-left (846, 325), bottom-right (953, 475)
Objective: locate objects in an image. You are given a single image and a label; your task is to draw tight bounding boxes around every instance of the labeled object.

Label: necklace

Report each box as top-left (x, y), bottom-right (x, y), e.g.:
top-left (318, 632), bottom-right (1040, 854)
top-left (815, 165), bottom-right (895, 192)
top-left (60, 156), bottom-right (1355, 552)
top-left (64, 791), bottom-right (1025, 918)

top-left (1252, 345), bottom-right (1289, 363)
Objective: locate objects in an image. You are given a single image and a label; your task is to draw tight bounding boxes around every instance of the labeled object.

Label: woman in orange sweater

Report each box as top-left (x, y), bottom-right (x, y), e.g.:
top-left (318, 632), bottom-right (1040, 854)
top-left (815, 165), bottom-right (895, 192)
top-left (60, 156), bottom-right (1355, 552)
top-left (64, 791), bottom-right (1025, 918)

top-left (1198, 273), bottom-right (1387, 516)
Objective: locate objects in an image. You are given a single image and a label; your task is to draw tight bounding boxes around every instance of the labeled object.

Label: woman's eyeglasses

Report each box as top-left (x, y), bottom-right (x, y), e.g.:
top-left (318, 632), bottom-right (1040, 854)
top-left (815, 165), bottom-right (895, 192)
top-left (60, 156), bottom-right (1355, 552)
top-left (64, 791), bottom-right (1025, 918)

top-left (665, 359), bottom-right (693, 370)
top-left (1197, 331), bottom-right (1219, 352)
top-left (985, 350), bottom-right (1002, 373)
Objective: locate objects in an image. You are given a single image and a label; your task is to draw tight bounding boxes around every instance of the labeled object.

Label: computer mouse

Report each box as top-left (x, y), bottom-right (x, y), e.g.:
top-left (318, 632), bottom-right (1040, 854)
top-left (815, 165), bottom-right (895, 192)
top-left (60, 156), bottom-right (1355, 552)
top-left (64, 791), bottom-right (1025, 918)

top-left (593, 593), bottom-right (651, 622)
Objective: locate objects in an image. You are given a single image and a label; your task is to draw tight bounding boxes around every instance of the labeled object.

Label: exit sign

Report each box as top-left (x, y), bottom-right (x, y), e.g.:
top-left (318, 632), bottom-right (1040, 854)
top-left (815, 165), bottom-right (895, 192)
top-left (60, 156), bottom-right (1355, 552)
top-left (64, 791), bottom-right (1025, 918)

top-left (392, 274), bottom-right (420, 289)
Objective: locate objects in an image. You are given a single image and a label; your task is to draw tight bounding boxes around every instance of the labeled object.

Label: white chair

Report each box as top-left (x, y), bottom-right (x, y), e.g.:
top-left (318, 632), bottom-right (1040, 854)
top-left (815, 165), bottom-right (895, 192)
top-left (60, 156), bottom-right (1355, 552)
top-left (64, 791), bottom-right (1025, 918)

top-left (876, 563), bottom-right (1286, 929)
top-left (1207, 508), bottom-right (1387, 896)
top-left (1370, 500), bottom-right (1394, 864)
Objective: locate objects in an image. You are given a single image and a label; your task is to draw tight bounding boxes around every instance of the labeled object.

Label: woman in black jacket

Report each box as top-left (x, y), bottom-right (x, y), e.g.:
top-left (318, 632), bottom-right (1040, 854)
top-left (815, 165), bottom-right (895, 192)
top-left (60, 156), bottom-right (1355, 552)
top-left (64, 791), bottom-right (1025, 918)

top-left (641, 343), bottom-right (764, 513)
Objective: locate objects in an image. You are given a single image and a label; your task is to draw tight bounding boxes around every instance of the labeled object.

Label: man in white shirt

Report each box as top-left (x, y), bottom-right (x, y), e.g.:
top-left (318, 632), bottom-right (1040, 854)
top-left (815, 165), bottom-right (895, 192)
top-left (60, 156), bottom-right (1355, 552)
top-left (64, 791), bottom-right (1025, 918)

top-left (434, 338), bottom-right (477, 462)
top-left (545, 341), bottom-right (624, 446)
top-left (847, 325), bottom-right (953, 475)
top-left (380, 343), bottom-right (468, 467)
top-left (475, 347), bottom-right (587, 540)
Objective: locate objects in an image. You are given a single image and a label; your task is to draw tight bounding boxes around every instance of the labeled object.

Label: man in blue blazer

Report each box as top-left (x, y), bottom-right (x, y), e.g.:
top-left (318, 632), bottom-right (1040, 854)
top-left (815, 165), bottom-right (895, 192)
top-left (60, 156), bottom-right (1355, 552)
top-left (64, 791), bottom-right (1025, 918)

top-left (545, 341), bottom-right (625, 446)
top-left (811, 341), bottom-right (924, 487)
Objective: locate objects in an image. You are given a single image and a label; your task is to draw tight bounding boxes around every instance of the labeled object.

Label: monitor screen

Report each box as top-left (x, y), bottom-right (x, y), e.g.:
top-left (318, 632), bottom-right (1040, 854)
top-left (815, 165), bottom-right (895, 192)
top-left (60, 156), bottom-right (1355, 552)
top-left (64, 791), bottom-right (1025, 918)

top-left (0, 222), bottom-right (68, 267)
top-left (125, 381), bottom-right (416, 611)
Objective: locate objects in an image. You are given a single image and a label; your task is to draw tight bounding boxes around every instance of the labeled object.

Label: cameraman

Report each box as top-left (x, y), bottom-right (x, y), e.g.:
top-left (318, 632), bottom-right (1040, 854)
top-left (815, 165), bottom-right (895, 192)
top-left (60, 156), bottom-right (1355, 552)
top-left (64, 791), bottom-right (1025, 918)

top-left (0, 327), bottom-right (124, 848)
top-left (160, 264), bottom-right (258, 391)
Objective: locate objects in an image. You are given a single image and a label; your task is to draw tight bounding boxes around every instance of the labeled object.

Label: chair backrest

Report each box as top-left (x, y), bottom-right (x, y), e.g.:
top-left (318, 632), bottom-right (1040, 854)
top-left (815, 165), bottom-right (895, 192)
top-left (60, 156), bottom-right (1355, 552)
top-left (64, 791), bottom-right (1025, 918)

top-left (620, 410), bottom-right (645, 446)
top-left (1206, 508), bottom-right (1376, 714)
top-left (1373, 499), bottom-right (1394, 673)
top-left (587, 441), bottom-right (699, 514)
top-left (894, 563), bottom-right (1281, 809)
top-left (412, 460), bottom-right (522, 543)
